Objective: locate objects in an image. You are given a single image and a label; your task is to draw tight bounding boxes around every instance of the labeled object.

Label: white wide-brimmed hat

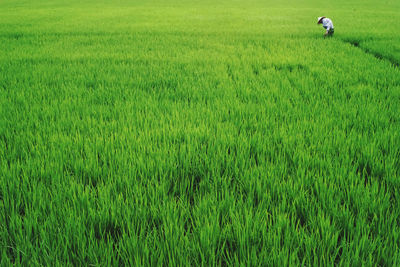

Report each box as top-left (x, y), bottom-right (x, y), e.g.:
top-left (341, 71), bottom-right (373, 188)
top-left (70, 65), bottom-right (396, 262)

top-left (317, 17), bottom-right (326, 24)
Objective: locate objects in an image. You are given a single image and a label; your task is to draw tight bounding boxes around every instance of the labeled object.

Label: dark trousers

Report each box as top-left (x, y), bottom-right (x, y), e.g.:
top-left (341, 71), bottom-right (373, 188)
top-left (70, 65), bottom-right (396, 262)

top-left (327, 28), bottom-right (334, 36)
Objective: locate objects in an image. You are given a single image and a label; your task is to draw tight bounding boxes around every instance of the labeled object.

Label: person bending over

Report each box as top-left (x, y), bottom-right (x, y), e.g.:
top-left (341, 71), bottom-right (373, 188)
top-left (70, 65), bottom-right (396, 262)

top-left (317, 17), bottom-right (334, 37)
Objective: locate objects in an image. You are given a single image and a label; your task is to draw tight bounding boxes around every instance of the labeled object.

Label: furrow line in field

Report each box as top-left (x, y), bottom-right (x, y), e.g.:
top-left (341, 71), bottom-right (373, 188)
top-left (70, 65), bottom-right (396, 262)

top-left (344, 40), bottom-right (400, 69)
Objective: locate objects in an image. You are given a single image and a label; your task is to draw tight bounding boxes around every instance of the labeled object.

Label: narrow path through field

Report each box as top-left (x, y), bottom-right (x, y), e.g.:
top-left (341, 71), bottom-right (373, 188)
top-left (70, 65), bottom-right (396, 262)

top-left (343, 39), bottom-right (400, 69)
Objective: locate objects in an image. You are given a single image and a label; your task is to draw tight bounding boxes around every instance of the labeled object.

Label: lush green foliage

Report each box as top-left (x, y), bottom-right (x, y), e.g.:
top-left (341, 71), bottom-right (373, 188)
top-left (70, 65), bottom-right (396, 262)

top-left (1, 0), bottom-right (400, 265)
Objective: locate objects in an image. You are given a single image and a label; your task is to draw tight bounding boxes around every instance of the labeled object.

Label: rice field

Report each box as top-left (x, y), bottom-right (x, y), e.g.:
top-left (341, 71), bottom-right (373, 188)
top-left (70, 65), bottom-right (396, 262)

top-left (1, 0), bottom-right (400, 265)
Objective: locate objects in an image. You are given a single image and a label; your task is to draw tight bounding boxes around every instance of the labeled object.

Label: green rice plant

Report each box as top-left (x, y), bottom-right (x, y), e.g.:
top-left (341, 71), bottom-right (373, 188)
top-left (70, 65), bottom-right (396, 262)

top-left (1, 0), bottom-right (400, 265)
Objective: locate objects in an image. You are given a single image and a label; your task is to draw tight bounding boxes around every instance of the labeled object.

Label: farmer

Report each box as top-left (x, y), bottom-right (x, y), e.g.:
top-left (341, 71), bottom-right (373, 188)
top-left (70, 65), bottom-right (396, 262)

top-left (317, 17), bottom-right (334, 37)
